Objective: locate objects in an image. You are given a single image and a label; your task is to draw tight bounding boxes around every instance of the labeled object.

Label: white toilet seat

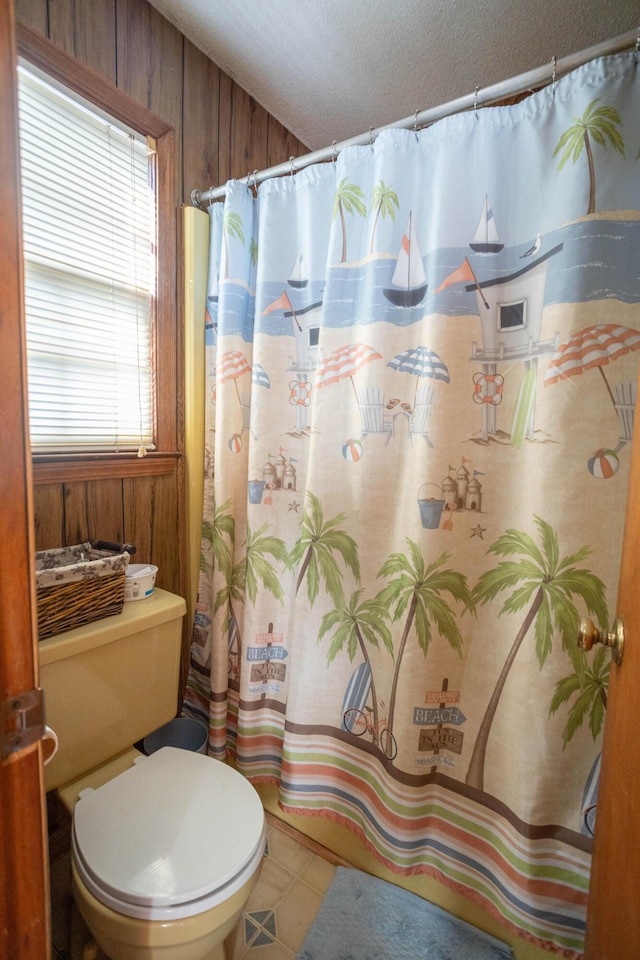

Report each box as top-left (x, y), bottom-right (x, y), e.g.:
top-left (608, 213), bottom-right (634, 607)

top-left (71, 747), bottom-right (266, 921)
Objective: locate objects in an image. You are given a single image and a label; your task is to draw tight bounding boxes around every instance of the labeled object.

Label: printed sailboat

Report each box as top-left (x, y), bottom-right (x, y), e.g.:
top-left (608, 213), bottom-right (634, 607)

top-left (469, 195), bottom-right (504, 253)
top-left (288, 252), bottom-right (308, 288)
top-left (383, 212), bottom-right (428, 307)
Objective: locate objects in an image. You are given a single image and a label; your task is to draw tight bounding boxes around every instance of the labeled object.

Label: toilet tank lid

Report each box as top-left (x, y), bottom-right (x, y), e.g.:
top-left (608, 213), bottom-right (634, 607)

top-left (72, 747), bottom-right (265, 909)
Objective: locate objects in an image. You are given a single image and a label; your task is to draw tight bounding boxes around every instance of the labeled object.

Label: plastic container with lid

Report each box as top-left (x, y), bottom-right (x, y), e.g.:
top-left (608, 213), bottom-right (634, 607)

top-left (124, 564), bottom-right (158, 601)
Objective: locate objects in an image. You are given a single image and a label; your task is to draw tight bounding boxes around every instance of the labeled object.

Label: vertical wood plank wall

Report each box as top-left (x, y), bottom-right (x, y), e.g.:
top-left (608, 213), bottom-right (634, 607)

top-left (16, 0), bottom-right (306, 613)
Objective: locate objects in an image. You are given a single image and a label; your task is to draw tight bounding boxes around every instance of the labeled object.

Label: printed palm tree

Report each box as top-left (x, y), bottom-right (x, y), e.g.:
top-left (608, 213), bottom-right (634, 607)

top-left (222, 209), bottom-right (245, 279)
top-left (369, 180), bottom-right (399, 254)
top-left (332, 178), bottom-right (367, 263)
top-left (466, 516), bottom-right (608, 791)
top-left (214, 521), bottom-right (289, 661)
top-left (553, 98), bottom-right (624, 215)
top-left (377, 541), bottom-right (470, 735)
top-left (200, 498), bottom-right (234, 577)
top-left (549, 645), bottom-right (610, 750)
top-left (249, 237), bottom-right (258, 267)
top-left (318, 589), bottom-right (394, 741)
top-left (244, 522), bottom-right (289, 605)
top-left (289, 491), bottom-right (360, 608)
top-left (214, 555), bottom-right (245, 659)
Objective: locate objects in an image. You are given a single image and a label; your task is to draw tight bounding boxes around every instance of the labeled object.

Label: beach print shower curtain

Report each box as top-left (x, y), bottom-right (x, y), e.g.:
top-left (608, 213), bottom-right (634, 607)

top-left (184, 52), bottom-right (640, 956)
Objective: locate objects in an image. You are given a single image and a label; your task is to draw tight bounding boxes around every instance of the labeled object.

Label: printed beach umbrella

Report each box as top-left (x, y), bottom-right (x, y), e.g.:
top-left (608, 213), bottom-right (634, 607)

top-left (387, 345), bottom-right (450, 405)
top-left (251, 361), bottom-right (271, 390)
top-left (315, 343), bottom-right (383, 400)
top-left (544, 323), bottom-right (640, 408)
top-left (216, 350), bottom-right (252, 404)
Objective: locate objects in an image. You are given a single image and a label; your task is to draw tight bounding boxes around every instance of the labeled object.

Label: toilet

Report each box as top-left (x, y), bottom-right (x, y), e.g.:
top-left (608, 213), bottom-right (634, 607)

top-left (39, 588), bottom-right (265, 960)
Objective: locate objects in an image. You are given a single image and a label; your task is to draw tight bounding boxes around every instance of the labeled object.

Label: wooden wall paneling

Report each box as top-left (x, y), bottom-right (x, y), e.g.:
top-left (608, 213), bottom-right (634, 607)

top-left (122, 477), bottom-right (155, 568)
top-left (217, 69), bottom-right (232, 185)
top-left (267, 116), bottom-right (307, 169)
top-left (149, 473), bottom-right (180, 591)
top-left (230, 83), bottom-right (269, 179)
top-left (182, 38), bottom-right (220, 203)
top-left (62, 478), bottom-right (124, 546)
top-left (47, 0), bottom-right (117, 84)
top-left (123, 471), bottom-right (179, 590)
top-left (116, 0), bottom-right (183, 193)
top-left (32, 483), bottom-right (65, 550)
top-left (123, 475), bottom-right (154, 571)
top-left (13, 0), bottom-right (46, 33)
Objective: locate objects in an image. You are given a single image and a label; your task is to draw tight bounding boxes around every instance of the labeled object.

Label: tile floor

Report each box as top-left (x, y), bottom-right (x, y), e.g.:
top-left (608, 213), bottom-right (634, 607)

top-left (49, 806), bottom-right (348, 960)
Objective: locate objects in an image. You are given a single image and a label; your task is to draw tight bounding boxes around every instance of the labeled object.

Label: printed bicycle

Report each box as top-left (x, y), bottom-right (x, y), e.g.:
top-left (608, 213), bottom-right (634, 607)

top-left (342, 702), bottom-right (398, 760)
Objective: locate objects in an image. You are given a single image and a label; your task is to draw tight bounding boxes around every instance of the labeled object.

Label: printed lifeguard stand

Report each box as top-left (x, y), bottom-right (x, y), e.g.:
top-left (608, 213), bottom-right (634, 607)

top-left (469, 244), bottom-right (563, 444)
top-left (286, 300), bottom-right (322, 434)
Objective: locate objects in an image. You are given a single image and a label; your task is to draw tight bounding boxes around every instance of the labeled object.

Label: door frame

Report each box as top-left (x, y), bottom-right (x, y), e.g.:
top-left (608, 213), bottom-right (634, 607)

top-left (0, 0), bottom-right (50, 956)
top-left (584, 360), bottom-right (640, 957)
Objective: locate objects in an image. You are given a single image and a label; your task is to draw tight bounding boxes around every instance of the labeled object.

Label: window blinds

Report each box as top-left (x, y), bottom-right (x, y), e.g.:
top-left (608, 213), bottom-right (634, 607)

top-left (17, 65), bottom-right (156, 453)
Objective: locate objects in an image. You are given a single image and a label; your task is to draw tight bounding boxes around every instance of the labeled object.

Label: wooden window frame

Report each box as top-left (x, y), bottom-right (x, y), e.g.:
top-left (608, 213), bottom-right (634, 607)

top-left (17, 25), bottom-right (179, 484)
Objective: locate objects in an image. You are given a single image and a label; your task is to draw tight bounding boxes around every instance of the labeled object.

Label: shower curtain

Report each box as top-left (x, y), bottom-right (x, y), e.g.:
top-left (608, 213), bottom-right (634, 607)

top-left (184, 51), bottom-right (640, 956)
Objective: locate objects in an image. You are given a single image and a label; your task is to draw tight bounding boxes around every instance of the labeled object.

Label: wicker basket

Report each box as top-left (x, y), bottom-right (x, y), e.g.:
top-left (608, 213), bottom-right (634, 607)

top-left (36, 541), bottom-right (134, 639)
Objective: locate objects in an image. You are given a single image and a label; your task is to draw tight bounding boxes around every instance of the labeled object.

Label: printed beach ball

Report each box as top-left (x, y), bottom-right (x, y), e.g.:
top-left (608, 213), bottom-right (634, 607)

top-left (587, 447), bottom-right (619, 479)
top-left (228, 433), bottom-right (243, 453)
top-left (342, 438), bottom-right (364, 462)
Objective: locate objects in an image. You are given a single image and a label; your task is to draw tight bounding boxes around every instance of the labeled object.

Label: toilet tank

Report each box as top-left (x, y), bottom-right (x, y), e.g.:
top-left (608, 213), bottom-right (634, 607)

top-left (39, 588), bottom-right (186, 792)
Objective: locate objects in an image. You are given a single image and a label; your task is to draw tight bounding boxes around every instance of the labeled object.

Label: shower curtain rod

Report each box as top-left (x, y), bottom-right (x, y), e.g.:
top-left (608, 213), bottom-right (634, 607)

top-left (191, 28), bottom-right (638, 208)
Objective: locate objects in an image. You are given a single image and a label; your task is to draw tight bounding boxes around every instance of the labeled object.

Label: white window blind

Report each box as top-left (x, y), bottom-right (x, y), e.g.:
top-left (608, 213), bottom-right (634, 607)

top-left (17, 65), bottom-right (157, 454)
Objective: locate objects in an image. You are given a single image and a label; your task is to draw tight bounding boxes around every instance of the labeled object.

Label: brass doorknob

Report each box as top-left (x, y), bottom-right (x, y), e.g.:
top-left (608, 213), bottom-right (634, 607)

top-left (578, 617), bottom-right (625, 665)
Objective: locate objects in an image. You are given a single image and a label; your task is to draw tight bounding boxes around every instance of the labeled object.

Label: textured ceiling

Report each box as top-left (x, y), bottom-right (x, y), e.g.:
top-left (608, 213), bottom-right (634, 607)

top-left (149, 0), bottom-right (638, 153)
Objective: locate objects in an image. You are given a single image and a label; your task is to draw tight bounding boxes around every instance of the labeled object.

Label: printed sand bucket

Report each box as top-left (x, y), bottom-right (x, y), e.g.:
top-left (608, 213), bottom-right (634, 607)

top-left (248, 478), bottom-right (266, 503)
top-left (417, 483), bottom-right (445, 529)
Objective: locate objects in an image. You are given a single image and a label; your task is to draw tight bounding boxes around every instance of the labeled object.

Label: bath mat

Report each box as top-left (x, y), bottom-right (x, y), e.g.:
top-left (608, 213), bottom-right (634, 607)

top-left (296, 867), bottom-right (514, 960)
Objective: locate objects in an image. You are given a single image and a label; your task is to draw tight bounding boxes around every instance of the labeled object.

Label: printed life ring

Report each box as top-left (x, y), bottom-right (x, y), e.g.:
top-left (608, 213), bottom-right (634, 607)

top-left (289, 380), bottom-right (311, 406)
top-left (473, 372), bottom-right (504, 405)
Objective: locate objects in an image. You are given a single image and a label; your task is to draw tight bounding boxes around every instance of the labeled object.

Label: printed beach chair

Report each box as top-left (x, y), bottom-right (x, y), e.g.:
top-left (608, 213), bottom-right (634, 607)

top-left (357, 386), bottom-right (394, 445)
top-left (613, 380), bottom-right (636, 447)
top-left (408, 383), bottom-right (435, 446)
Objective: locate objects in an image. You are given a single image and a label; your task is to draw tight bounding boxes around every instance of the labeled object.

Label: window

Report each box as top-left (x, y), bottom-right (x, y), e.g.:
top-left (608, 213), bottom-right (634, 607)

top-left (15, 28), bottom-right (177, 479)
top-left (498, 299), bottom-right (527, 331)
top-left (17, 64), bottom-right (156, 454)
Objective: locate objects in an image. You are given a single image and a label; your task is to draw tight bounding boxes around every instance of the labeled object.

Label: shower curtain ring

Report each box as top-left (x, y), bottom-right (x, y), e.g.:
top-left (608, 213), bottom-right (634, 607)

top-left (331, 140), bottom-right (338, 162)
top-left (635, 26), bottom-right (640, 64)
top-left (551, 55), bottom-right (557, 96)
top-left (474, 86), bottom-right (480, 117)
top-left (369, 127), bottom-right (375, 149)
top-left (289, 156), bottom-right (296, 176)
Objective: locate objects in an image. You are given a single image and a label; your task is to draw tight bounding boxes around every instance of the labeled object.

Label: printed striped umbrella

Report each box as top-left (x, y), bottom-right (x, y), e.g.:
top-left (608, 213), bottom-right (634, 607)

top-left (216, 350), bottom-right (252, 403)
top-left (544, 324), bottom-right (640, 408)
top-left (315, 343), bottom-right (383, 399)
top-left (387, 345), bottom-right (450, 405)
top-left (252, 361), bottom-right (271, 389)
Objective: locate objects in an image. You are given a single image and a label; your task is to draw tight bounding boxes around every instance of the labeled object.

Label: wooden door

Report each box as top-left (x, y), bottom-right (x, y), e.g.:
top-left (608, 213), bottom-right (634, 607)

top-left (584, 365), bottom-right (640, 958)
top-left (0, 0), bottom-right (50, 956)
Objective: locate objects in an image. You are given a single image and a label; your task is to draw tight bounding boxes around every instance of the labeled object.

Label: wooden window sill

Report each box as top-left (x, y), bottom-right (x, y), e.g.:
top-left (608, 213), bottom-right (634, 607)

top-left (32, 452), bottom-right (181, 484)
